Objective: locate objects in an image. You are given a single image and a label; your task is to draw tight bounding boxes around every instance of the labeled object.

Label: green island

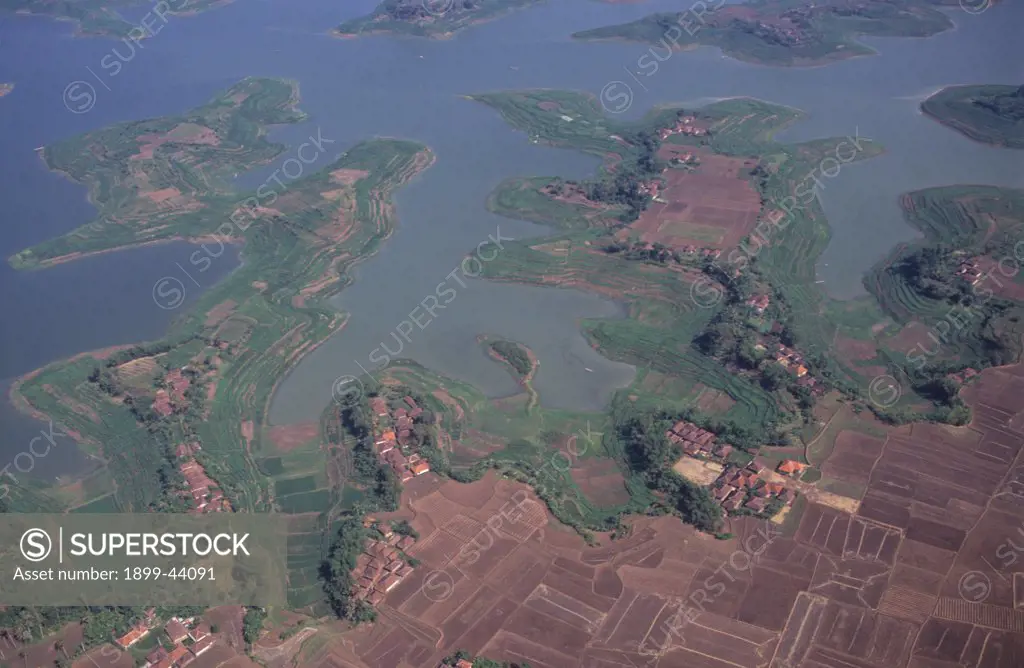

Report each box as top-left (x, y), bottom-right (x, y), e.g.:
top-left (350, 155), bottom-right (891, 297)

top-left (1, 0), bottom-right (232, 38)
top-left (335, 0), bottom-right (543, 40)
top-left (9, 79), bottom-right (1024, 660)
top-left (572, 0), bottom-right (960, 67)
top-left (921, 84), bottom-right (1024, 149)
top-left (480, 335), bottom-right (540, 411)
top-left (483, 337), bottom-right (535, 380)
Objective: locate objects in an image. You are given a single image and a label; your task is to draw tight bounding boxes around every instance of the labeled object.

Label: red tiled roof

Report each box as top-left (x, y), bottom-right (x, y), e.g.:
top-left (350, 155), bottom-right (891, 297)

top-left (165, 619), bottom-right (189, 643)
top-left (115, 626), bottom-right (148, 649)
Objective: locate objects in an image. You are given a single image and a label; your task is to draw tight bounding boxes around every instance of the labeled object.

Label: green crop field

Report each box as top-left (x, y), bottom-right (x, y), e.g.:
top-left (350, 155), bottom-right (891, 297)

top-left (922, 84), bottom-right (1024, 149)
top-left (8, 77), bottom-right (434, 525)
top-left (0, 0), bottom-right (230, 38)
top-left (863, 185), bottom-right (1024, 400)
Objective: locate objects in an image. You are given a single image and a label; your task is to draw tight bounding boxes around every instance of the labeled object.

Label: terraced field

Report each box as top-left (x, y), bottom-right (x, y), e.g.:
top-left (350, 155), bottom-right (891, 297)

top-left (865, 186), bottom-right (1024, 376)
top-left (9, 79), bottom-right (435, 525)
top-left (922, 84), bottom-right (1024, 149)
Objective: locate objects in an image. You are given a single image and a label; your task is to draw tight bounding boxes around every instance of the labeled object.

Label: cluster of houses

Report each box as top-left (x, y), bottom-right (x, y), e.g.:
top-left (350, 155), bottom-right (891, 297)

top-left (175, 443), bottom-right (230, 513)
top-left (711, 459), bottom-right (803, 516)
top-left (712, 462), bottom-right (783, 514)
top-left (665, 420), bottom-right (735, 460)
top-left (352, 523), bottom-right (418, 606)
top-left (762, 342), bottom-right (812, 383)
top-left (114, 611), bottom-right (216, 668)
top-left (746, 294), bottom-right (771, 315)
top-left (153, 368), bottom-right (191, 418)
top-left (676, 246), bottom-right (722, 258)
top-left (742, 17), bottom-right (814, 47)
top-left (666, 420), bottom-right (802, 518)
top-left (668, 151), bottom-right (698, 167)
top-left (369, 396), bottom-right (432, 482)
top-left (637, 180), bottom-right (661, 198)
top-left (948, 367), bottom-right (979, 386)
top-left (955, 258), bottom-right (983, 285)
top-left (659, 115), bottom-right (708, 139)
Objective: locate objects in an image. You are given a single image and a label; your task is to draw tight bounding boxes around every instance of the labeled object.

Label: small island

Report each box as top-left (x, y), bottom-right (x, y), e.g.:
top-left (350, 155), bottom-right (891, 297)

top-left (572, 0), bottom-right (956, 67)
top-left (335, 0), bottom-right (542, 40)
top-left (484, 337), bottom-right (535, 380)
top-left (921, 84), bottom-right (1024, 149)
top-left (0, 83), bottom-right (13, 98)
top-left (479, 335), bottom-right (539, 409)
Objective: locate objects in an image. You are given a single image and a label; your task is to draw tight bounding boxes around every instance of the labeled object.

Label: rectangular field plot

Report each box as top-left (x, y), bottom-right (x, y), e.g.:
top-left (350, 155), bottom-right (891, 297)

top-left (808, 556), bottom-right (892, 609)
top-left (593, 590), bottom-right (668, 652)
top-left (480, 631), bottom-right (578, 668)
top-left (524, 584), bottom-right (607, 634)
top-left (796, 503), bottom-right (852, 556)
top-left (737, 566), bottom-right (810, 631)
top-left (484, 543), bottom-right (552, 603)
top-left (502, 605), bottom-right (594, 658)
top-left (446, 594), bottom-right (519, 657)
top-left (843, 516), bottom-right (903, 565)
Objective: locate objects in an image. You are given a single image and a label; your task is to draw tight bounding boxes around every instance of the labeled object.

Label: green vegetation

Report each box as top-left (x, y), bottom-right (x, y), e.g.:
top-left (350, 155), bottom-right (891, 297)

top-left (610, 399), bottom-right (723, 532)
top-left (573, 0), bottom-right (954, 67)
top-left (864, 185), bottom-right (1024, 423)
top-left (921, 84), bottom-right (1024, 149)
top-left (335, 0), bottom-right (542, 39)
top-left (0, 0), bottom-right (232, 38)
top-left (6, 79), bottom-right (435, 614)
top-left (443, 649), bottom-right (531, 667)
top-left (320, 515), bottom-right (376, 624)
top-left (469, 89), bottom-right (895, 432)
top-left (242, 607), bottom-right (267, 645)
top-left (488, 339), bottom-right (532, 378)
top-left (474, 87), bottom-right (1024, 430)
top-left (348, 361), bottom-right (653, 539)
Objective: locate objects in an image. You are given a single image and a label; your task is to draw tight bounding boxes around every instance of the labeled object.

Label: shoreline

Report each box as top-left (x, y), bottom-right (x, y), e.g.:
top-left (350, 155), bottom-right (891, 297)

top-left (267, 147), bottom-right (437, 427)
top-left (12, 148), bottom-right (437, 467)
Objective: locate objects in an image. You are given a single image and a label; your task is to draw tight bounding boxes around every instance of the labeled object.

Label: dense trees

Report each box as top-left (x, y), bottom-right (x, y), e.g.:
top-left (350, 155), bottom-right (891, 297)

top-left (489, 340), bottom-right (532, 377)
top-left (611, 402), bottom-right (723, 533)
top-left (241, 607), bottom-right (266, 645)
top-left (321, 515), bottom-right (376, 623)
top-left (973, 84), bottom-right (1024, 121)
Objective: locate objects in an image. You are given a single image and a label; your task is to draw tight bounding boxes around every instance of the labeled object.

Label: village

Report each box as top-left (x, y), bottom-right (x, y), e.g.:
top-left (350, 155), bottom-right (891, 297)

top-left (113, 610), bottom-right (217, 668)
top-left (368, 395), bottom-right (433, 482)
top-left (665, 419), bottom-right (809, 518)
top-left (176, 442), bottom-right (231, 514)
top-left (351, 521), bottom-right (419, 606)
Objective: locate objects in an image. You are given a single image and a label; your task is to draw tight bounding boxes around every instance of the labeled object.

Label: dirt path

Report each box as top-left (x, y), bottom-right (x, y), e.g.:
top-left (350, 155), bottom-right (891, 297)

top-left (253, 627), bottom-right (317, 668)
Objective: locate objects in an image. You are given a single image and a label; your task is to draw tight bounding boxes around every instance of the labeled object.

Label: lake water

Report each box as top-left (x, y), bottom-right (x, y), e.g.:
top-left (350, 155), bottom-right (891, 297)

top-left (0, 0), bottom-right (1020, 468)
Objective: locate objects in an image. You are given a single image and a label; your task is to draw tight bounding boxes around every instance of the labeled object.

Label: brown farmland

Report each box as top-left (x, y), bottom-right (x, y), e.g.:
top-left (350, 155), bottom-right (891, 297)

top-left (624, 148), bottom-right (761, 251)
top-left (329, 363), bottom-right (1024, 667)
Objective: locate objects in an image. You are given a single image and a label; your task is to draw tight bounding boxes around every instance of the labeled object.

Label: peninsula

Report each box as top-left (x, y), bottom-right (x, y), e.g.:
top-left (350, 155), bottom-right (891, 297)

top-left (1, 0), bottom-right (234, 38)
top-left (921, 84), bottom-right (1024, 149)
top-left (572, 0), bottom-right (957, 67)
top-left (335, 0), bottom-right (542, 40)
